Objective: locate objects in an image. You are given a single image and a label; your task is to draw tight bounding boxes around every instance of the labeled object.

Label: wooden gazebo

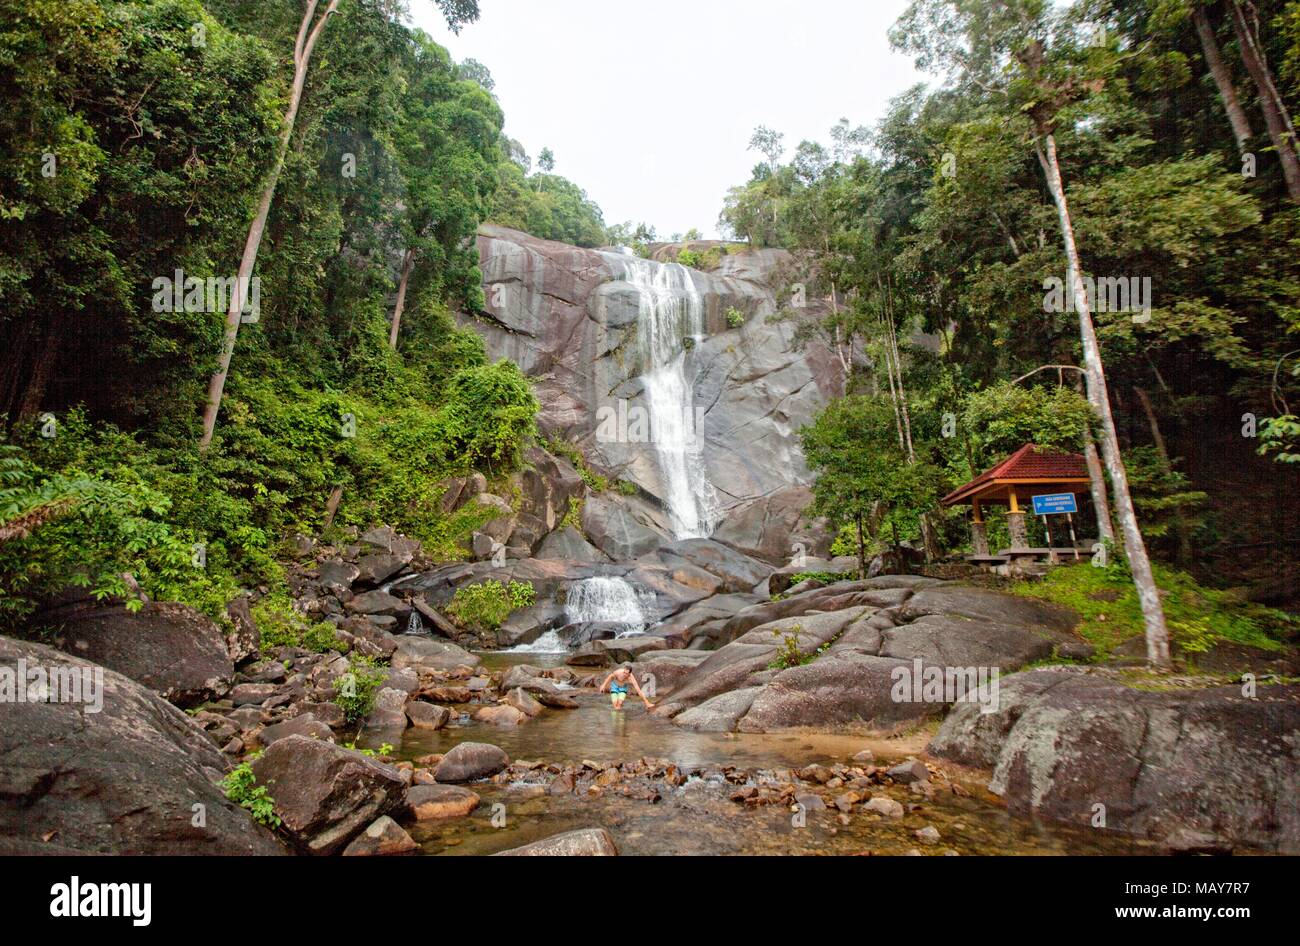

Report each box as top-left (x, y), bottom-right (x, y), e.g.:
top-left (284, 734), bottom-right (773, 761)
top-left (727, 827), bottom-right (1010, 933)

top-left (941, 444), bottom-right (1091, 563)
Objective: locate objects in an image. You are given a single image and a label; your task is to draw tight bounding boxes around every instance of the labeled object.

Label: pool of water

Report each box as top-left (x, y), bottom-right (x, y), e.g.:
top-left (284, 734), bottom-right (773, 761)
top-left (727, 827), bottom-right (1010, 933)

top-left (393, 653), bottom-right (1161, 856)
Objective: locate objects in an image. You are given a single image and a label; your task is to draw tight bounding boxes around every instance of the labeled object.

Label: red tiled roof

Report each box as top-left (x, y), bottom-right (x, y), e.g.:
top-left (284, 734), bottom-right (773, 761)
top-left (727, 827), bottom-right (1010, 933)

top-left (941, 444), bottom-right (1088, 506)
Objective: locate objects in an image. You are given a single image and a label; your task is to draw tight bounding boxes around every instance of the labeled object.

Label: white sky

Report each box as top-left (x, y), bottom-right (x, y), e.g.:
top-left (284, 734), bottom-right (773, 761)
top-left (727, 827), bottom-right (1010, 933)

top-left (408, 0), bottom-right (924, 239)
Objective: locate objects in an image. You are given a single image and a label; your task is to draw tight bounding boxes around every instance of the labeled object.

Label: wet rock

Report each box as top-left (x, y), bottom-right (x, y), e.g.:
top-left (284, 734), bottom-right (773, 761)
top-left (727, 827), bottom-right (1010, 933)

top-left (674, 687), bottom-right (764, 732)
top-left (434, 742), bottom-right (510, 783)
top-left (505, 687), bottom-right (544, 718)
top-left (405, 784), bottom-right (480, 821)
top-left (380, 667), bottom-right (420, 694)
top-left (250, 735), bottom-right (407, 855)
top-left (598, 635), bottom-right (668, 663)
top-left (533, 690), bottom-right (580, 709)
top-left (887, 760), bottom-right (929, 784)
top-left (0, 637), bottom-right (286, 855)
top-left (853, 749), bottom-right (875, 763)
top-left (406, 702), bottom-right (450, 730)
top-left (863, 797), bottom-right (905, 819)
top-left (566, 641), bottom-right (613, 667)
top-left (48, 601), bottom-right (233, 708)
top-left (341, 816), bottom-right (418, 856)
top-left (493, 827), bottom-right (619, 856)
top-left (794, 793), bottom-right (827, 812)
top-left (497, 601), bottom-right (567, 648)
top-left (474, 703), bottom-right (529, 726)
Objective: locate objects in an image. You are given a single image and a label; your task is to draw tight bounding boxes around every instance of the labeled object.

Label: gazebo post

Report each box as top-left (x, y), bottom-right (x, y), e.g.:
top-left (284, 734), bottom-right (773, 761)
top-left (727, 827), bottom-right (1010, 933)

top-left (970, 500), bottom-right (990, 555)
top-left (1007, 489), bottom-right (1029, 551)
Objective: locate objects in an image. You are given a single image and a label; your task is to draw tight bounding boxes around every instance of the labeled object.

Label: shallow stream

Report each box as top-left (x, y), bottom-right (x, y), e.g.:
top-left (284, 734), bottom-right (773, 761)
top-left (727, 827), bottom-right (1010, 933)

top-left (394, 653), bottom-right (1160, 856)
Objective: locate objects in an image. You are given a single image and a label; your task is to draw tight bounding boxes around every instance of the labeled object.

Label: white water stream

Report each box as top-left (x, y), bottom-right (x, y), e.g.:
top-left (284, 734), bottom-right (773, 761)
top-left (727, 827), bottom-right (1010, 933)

top-left (607, 255), bottom-right (721, 538)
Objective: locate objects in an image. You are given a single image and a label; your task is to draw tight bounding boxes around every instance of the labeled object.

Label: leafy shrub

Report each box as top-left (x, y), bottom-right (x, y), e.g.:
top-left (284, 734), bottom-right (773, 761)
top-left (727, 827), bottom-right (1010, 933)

top-left (221, 759), bottom-right (280, 828)
top-left (432, 360), bottom-right (539, 474)
top-left (725, 306), bottom-right (745, 329)
top-left (447, 579), bottom-right (535, 631)
top-left (253, 593), bottom-right (341, 655)
top-left (335, 657), bottom-right (388, 723)
top-left (768, 624), bottom-right (829, 669)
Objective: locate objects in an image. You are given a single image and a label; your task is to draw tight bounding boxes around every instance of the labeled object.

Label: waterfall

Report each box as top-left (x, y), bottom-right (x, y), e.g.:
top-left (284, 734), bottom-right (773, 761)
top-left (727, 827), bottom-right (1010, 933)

top-left (565, 576), bottom-right (652, 635)
top-left (606, 255), bottom-right (721, 538)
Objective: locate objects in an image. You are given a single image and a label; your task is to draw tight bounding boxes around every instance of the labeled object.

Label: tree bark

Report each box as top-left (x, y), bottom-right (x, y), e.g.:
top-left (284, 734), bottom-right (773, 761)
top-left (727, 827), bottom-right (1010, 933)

top-left (199, 0), bottom-right (340, 450)
top-left (388, 247), bottom-right (416, 348)
top-left (1227, 0), bottom-right (1300, 201)
top-left (1039, 134), bottom-right (1172, 669)
top-left (854, 514), bottom-right (867, 579)
top-left (1193, 4), bottom-right (1254, 154)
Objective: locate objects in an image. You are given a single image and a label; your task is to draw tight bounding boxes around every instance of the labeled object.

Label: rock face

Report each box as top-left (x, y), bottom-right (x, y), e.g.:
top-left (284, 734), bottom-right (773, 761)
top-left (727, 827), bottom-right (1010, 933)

top-left (468, 225), bottom-right (839, 542)
top-left (0, 636), bottom-right (284, 855)
top-left (929, 669), bottom-right (1300, 854)
top-left (652, 579), bottom-right (1088, 734)
top-left (47, 601), bottom-right (234, 708)
top-left (251, 735), bottom-right (407, 855)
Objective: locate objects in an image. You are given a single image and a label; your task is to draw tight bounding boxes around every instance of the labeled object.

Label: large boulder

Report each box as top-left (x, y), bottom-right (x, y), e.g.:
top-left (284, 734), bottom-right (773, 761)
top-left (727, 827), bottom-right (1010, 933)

top-left (581, 496), bottom-right (667, 560)
top-left (930, 669), bottom-right (1300, 853)
top-left (47, 601), bottom-right (233, 708)
top-left (0, 636), bottom-right (285, 855)
top-left (535, 525), bottom-right (609, 563)
top-left (433, 742), bottom-right (510, 783)
top-left (251, 735), bottom-right (407, 855)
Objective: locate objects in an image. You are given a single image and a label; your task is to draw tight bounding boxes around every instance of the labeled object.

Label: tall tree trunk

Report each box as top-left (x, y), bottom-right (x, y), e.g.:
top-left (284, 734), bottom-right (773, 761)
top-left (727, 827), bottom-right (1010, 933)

top-left (1134, 385), bottom-right (1195, 567)
top-left (199, 0), bottom-right (340, 450)
top-left (1227, 0), bottom-right (1300, 201)
top-left (1039, 134), bottom-right (1172, 669)
top-left (388, 247), bottom-right (416, 348)
top-left (1193, 4), bottom-right (1254, 154)
top-left (854, 514), bottom-right (867, 579)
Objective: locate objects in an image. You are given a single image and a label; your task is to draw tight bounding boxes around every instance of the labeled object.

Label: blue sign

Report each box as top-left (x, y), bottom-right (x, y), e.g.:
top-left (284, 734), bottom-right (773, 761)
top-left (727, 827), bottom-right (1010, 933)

top-left (1032, 492), bottom-right (1078, 516)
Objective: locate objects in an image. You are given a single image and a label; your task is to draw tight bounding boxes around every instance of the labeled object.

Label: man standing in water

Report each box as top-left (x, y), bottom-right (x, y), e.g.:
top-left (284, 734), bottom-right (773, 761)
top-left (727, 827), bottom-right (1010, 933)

top-left (599, 663), bottom-right (654, 710)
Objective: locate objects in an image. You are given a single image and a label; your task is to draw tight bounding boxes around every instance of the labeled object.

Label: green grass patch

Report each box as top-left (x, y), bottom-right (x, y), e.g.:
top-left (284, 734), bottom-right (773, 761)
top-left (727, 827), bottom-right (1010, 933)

top-left (1012, 562), bottom-right (1295, 660)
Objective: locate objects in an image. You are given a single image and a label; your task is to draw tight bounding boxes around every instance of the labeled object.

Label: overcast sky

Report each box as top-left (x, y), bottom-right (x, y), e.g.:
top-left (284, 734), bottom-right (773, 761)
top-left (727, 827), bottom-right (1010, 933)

top-left (409, 0), bottom-right (925, 239)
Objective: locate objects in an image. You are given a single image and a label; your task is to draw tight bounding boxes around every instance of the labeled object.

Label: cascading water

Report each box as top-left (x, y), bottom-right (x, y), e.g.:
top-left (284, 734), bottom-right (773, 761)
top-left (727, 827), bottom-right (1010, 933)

top-left (606, 255), bottom-right (721, 538)
top-left (565, 576), bottom-right (653, 636)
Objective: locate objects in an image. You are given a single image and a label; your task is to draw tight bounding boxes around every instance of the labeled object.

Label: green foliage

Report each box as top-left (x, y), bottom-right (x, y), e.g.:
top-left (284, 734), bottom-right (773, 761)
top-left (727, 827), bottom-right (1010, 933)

top-left (961, 382), bottom-right (1095, 469)
top-left (767, 624), bottom-right (830, 669)
top-left (801, 395), bottom-right (942, 562)
top-left (253, 593), bottom-right (340, 655)
top-left (431, 361), bottom-right (539, 474)
top-left (220, 759), bottom-right (280, 828)
top-left (487, 161), bottom-right (607, 246)
top-left (335, 657), bottom-right (388, 724)
top-left (1013, 563), bottom-right (1293, 660)
top-left (725, 306), bottom-right (746, 329)
top-left (446, 579), bottom-right (535, 632)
